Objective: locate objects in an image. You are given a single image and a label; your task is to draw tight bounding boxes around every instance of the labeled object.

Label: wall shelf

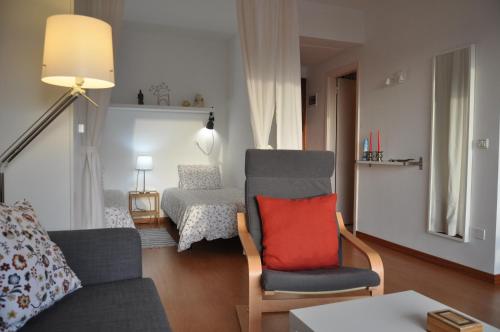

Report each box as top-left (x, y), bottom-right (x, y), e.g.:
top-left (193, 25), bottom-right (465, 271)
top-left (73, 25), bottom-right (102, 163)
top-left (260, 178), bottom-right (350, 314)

top-left (109, 104), bottom-right (213, 114)
top-left (356, 157), bottom-right (423, 170)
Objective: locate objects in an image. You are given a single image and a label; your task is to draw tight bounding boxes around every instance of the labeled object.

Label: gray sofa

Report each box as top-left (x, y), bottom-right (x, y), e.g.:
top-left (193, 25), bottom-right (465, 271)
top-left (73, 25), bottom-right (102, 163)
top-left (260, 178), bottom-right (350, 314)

top-left (20, 228), bottom-right (171, 332)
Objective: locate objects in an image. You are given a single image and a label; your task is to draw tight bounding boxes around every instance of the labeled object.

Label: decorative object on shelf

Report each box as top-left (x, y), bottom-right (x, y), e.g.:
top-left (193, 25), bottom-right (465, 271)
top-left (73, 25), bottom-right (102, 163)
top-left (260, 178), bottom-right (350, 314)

top-left (136, 155), bottom-right (153, 193)
top-left (137, 89), bottom-right (144, 105)
top-left (369, 130), bottom-right (373, 153)
top-left (375, 129), bottom-right (383, 161)
top-left (377, 129), bottom-right (381, 152)
top-left (149, 82), bottom-right (171, 106)
top-left (363, 129), bottom-right (383, 161)
top-left (193, 93), bottom-right (205, 107)
top-left (182, 100), bottom-right (191, 107)
top-left (362, 138), bottom-right (369, 160)
top-left (0, 14), bottom-right (115, 203)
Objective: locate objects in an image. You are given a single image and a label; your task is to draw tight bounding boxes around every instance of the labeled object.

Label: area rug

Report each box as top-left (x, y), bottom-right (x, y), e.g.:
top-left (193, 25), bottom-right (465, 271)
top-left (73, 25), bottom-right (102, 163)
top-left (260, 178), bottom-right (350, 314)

top-left (138, 228), bottom-right (177, 249)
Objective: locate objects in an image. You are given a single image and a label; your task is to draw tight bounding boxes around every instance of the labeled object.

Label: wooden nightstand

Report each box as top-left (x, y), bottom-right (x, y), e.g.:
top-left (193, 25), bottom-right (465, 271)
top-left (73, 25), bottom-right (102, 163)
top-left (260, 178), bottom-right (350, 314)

top-left (128, 191), bottom-right (160, 224)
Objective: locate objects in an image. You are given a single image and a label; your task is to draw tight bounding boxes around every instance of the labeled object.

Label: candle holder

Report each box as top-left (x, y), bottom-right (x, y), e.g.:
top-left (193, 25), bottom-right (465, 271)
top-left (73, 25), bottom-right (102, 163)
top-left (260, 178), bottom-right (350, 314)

top-left (375, 151), bottom-right (383, 162)
top-left (366, 151), bottom-right (374, 161)
top-left (362, 151), bottom-right (369, 161)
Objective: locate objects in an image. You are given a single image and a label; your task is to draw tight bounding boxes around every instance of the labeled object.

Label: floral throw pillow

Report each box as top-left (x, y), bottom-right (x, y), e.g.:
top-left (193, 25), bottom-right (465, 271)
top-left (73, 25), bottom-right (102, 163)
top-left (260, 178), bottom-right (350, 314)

top-left (0, 201), bottom-right (81, 331)
top-left (178, 165), bottom-right (222, 190)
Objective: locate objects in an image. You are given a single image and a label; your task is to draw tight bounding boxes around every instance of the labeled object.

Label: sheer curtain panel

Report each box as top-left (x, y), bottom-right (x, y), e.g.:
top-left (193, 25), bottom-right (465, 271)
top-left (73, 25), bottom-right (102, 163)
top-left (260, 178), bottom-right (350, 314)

top-left (73, 0), bottom-right (124, 229)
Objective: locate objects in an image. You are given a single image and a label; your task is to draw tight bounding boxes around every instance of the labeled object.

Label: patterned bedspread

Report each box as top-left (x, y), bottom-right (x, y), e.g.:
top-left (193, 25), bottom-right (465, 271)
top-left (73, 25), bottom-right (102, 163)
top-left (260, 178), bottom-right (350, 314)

top-left (161, 188), bottom-right (245, 251)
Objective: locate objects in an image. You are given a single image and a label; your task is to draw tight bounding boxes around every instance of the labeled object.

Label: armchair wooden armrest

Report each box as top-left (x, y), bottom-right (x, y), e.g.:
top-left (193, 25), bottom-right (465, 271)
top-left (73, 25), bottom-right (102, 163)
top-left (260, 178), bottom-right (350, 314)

top-left (237, 212), bottom-right (263, 278)
top-left (336, 212), bottom-right (384, 295)
top-left (237, 212), bottom-right (263, 331)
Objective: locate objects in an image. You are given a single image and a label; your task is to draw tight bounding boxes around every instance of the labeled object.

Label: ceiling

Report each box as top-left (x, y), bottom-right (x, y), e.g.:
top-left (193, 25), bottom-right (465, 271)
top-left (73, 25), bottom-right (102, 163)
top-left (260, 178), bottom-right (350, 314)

top-left (300, 36), bottom-right (358, 66)
top-left (123, 0), bottom-right (237, 36)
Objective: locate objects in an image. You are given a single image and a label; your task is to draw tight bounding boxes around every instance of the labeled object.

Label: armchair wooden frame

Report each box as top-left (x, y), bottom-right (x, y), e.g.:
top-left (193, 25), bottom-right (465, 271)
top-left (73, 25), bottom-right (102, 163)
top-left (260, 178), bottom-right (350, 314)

top-left (236, 211), bottom-right (384, 332)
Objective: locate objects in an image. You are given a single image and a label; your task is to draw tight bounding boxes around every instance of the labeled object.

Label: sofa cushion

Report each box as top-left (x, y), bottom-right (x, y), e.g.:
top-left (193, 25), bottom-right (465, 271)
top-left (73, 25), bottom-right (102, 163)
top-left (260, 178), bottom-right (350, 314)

top-left (20, 278), bottom-right (170, 332)
top-left (48, 228), bottom-right (142, 286)
top-left (262, 266), bottom-right (380, 292)
top-left (0, 201), bottom-right (81, 331)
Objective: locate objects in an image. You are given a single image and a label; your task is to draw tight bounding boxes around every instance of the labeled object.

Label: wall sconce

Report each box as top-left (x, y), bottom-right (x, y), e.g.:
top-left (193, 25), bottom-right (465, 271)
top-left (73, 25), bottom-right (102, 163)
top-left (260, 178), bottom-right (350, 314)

top-left (197, 112), bottom-right (215, 155)
top-left (385, 70), bottom-right (407, 87)
top-left (206, 112), bottom-right (215, 130)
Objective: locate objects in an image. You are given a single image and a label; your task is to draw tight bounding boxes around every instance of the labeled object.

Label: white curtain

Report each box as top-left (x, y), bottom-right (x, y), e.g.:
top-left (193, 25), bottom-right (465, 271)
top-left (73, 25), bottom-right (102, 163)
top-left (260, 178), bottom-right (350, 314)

top-left (73, 0), bottom-right (124, 229)
top-left (430, 48), bottom-right (470, 237)
top-left (237, 0), bottom-right (302, 150)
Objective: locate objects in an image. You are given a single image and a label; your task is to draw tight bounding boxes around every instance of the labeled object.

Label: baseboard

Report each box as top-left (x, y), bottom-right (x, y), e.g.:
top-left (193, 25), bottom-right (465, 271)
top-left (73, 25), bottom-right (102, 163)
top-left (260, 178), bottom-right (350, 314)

top-left (356, 231), bottom-right (500, 285)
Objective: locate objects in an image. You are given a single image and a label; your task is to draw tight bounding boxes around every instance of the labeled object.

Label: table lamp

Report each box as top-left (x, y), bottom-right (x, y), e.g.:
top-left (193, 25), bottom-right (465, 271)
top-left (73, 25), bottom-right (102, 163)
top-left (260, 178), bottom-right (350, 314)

top-left (136, 155), bottom-right (153, 193)
top-left (0, 14), bottom-right (115, 203)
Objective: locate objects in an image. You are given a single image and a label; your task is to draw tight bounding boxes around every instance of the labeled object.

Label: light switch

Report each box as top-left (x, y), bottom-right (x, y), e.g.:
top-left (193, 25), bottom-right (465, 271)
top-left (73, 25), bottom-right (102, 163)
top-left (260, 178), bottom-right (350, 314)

top-left (78, 124), bottom-right (85, 134)
top-left (477, 139), bottom-right (489, 149)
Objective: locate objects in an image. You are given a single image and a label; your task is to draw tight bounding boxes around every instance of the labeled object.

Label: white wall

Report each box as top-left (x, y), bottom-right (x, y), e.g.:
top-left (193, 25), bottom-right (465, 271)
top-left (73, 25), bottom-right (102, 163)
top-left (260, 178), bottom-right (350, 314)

top-left (102, 21), bottom-right (230, 200)
top-left (0, 0), bottom-right (73, 231)
top-left (496, 127), bottom-right (500, 273)
top-left (307, 0), bottom-right (500, 274)
top-left (298, 0), bottom-right (365, 44)
top-left (225, 37), bottom-right (254, 189)
top-left (101, 108), bottom-right (222, 203)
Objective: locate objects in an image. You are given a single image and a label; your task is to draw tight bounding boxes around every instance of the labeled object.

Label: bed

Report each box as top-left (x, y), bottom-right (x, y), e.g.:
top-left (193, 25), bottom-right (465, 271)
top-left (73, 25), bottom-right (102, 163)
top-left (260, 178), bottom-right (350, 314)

top-left (161, 165), bottom-right (245, 251)
top-left (104, 190), bottom-right (135, 229)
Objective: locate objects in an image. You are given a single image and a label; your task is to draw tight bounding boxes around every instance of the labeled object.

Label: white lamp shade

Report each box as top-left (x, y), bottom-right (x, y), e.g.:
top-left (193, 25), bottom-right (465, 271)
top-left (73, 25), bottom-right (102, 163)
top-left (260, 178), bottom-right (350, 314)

top-left (136, 156), bottom-right (153, 170)
top-left (41, 15), bottom-right (115, 89)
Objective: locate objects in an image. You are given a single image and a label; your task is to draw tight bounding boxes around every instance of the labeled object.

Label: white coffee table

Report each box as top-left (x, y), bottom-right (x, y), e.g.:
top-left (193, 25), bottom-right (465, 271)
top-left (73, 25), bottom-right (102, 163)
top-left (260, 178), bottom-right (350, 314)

top-left (289, 291), bottom-right (499, 332)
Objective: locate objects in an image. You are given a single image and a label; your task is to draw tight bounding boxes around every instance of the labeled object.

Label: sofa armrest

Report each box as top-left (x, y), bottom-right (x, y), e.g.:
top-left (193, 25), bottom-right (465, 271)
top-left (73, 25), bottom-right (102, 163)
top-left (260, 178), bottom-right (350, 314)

top-left (48, 228), bottom-right (142, 286)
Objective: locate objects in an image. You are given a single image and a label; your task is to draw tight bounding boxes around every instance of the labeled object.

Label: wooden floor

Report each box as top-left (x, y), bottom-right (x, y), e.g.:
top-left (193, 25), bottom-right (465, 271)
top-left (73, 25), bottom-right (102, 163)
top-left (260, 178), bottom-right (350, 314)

top-left (139, 222), bottom-right (500, 332)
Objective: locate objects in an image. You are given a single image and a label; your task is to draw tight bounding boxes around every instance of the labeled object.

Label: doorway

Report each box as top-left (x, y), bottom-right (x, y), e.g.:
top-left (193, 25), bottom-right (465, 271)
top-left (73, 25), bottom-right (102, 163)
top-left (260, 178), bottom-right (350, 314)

top-left (326, 68), bottom-right (358, 228)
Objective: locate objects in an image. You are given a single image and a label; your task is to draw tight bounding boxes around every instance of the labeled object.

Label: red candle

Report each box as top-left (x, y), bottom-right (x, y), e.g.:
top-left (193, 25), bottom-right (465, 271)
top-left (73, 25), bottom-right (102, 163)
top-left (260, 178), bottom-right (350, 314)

top-left (369, 131), bottom-right (372, 152)
top-left (377, 129), bottom-right (381, 152)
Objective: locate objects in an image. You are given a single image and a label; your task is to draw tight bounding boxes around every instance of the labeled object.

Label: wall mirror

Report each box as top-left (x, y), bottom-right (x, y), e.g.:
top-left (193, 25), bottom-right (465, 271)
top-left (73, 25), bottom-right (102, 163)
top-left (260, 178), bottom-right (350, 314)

top-left (428, 45), bottom-right (475, 242)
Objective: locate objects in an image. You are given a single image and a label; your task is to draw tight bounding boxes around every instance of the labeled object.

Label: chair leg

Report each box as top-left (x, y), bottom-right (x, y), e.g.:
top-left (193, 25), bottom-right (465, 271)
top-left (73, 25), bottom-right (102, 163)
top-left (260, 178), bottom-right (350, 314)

top-left (248, 299), bottom-right (262, 332)
top-left (370, 285), bottom-right (384, 296)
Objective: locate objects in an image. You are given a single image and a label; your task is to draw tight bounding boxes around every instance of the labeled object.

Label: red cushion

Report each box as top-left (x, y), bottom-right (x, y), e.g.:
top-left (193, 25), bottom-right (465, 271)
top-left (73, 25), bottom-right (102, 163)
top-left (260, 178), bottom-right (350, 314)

top-left (256, 193), bottom-right (339, 271)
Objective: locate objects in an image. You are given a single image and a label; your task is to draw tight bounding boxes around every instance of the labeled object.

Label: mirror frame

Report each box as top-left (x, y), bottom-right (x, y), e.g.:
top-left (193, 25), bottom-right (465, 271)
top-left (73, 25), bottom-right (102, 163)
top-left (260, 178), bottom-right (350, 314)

top-left (427, 44), bottom-right (476, 242)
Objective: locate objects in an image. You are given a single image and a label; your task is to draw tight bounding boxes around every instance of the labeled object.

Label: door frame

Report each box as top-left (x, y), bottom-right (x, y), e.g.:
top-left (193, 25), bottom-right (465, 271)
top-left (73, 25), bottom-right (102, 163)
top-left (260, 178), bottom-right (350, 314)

top-left (324, 62), bottom-right (360, 231)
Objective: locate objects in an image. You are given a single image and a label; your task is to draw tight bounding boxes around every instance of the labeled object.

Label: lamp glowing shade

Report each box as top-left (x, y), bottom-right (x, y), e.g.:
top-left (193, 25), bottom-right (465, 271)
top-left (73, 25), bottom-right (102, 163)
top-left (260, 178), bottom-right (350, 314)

top-left (136, 156), bottom-right (153, 171)
top-left (41, 15), bottom-right (115, 89)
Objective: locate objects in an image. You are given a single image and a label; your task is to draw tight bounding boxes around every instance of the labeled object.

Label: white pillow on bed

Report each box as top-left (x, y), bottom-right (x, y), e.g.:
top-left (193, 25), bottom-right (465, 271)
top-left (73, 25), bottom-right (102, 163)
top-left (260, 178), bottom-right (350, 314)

top-left (178, 165), bottom-right (222, 190)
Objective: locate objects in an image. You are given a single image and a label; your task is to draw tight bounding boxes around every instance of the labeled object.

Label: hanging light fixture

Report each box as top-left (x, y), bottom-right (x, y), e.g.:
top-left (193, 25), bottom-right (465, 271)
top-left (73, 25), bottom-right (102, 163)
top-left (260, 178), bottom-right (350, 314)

top-left (206, 112), bottom-right (215, 130)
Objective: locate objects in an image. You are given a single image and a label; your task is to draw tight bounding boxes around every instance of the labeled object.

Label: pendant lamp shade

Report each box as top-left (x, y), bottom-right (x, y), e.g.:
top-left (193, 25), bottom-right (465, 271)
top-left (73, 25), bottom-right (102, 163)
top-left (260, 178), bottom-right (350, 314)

top-left (41, 15), bottom-right (115, 89)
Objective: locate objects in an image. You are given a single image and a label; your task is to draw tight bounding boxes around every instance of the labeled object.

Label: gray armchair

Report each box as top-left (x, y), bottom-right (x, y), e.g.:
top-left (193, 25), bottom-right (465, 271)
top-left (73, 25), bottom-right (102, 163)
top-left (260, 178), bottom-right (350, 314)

top-left (236, 150), bottom-right (384, 332)
top-left (20, 228), bottom-right (171, 332)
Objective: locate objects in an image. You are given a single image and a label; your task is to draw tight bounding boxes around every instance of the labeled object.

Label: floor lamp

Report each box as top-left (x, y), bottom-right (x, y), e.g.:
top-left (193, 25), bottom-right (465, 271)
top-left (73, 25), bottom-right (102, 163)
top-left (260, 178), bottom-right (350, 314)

top-left (0, 14), bottom-right (115, 203)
